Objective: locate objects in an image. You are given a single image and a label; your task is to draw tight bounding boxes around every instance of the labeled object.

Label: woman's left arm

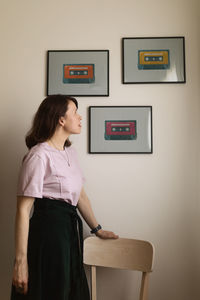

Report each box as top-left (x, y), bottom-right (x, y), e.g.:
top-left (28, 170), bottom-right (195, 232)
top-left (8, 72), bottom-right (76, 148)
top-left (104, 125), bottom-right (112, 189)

top-left (77, 187), bottom-right (119, 239)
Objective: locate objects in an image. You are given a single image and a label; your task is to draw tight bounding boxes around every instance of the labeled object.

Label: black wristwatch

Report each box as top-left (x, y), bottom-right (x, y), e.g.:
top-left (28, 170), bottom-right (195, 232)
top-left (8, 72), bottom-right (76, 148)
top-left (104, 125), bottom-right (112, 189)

top-left (90, 224), bottom-right (102, 234)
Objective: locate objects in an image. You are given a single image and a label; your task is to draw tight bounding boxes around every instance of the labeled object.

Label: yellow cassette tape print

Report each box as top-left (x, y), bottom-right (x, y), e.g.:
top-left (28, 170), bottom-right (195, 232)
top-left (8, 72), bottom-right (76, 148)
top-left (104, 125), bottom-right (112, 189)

top-left (138, 50), bottom-right (170, 69)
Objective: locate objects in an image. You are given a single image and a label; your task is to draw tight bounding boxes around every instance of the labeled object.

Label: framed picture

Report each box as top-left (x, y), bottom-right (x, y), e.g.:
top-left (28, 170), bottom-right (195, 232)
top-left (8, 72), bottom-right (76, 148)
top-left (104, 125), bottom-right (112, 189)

top-left (89, 106), bottom-right (152, 154)
top-left (122, 37), bottom-right (186, 84)
top-left (47, 50), bottom-right (109, 96)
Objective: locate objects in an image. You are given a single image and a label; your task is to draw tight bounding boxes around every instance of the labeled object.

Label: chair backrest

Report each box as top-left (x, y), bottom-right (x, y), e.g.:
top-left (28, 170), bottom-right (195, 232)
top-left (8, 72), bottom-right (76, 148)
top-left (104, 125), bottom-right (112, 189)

top-left (83, 237), bottom-right (154, 300)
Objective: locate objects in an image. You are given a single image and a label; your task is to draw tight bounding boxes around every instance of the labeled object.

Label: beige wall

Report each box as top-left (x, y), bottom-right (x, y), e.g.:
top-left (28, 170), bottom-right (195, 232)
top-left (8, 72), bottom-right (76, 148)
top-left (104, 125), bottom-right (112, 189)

top-left (1, 0), bottom-right (200, 299)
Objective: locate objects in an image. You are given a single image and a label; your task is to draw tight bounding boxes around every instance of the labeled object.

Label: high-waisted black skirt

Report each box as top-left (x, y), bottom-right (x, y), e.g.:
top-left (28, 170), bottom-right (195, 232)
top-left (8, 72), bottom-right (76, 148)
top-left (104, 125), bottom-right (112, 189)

top-left (11, 198), bottom-right (90, 300)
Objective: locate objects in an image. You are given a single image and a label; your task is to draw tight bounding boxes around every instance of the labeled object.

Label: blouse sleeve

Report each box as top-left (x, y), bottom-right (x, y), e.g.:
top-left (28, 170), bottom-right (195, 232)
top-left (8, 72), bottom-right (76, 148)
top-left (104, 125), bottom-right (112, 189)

top-left (17, 153), bottom-right (45, 198)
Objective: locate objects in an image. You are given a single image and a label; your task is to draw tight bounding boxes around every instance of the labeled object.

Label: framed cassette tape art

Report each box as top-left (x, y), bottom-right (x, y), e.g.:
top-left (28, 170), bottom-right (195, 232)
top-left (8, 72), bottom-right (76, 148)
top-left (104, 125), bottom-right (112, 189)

top-left (89, 106), bottom-right (152, 154)
top-left (122, 37), bottom-right (186, 84)
top-left (47, 50), bottom-right (109, 96)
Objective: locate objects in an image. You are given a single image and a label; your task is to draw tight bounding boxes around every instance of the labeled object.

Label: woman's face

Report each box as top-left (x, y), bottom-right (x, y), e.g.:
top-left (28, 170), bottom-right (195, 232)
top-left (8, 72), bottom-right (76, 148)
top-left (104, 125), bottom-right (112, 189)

top-left (60, 100), bottom-right (82, 135)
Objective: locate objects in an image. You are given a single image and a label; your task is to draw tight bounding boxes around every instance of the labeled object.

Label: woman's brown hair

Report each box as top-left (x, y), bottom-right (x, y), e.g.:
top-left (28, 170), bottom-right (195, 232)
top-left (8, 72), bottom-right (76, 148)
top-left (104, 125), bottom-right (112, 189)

top-left (25, 95), bottom-right (78, 149)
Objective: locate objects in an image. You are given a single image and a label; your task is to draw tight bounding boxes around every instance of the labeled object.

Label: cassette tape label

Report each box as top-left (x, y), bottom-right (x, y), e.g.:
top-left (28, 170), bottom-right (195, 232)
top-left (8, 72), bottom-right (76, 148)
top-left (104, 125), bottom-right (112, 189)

top-left (138, 50), bottom-right (170, 70)
top-left (105, 120), bottom-right (137, 140)
top-left (63, 64), bottom-right (95, 83)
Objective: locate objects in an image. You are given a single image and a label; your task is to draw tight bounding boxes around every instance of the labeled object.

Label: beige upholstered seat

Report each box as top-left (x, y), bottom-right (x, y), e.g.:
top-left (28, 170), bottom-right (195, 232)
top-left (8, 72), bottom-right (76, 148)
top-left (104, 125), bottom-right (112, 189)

top-left (83, 237), bottom-right (154, 300)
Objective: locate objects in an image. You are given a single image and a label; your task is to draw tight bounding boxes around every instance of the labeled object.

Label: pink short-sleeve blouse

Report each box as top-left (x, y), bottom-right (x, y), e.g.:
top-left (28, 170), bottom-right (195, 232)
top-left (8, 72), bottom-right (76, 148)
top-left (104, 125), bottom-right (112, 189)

top-left (17, 142), bottom-right (85, 206)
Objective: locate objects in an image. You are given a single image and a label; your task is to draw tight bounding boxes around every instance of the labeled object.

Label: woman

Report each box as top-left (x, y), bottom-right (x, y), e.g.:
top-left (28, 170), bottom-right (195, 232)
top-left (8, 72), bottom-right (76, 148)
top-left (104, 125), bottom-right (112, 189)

top-left (11, 94), bottom-right (118, 300)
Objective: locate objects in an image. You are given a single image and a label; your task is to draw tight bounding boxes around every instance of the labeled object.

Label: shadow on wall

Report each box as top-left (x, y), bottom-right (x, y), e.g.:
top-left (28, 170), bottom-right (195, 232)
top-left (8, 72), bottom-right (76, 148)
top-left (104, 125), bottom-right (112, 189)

top-left (0, 126), bottom-right (26, 298)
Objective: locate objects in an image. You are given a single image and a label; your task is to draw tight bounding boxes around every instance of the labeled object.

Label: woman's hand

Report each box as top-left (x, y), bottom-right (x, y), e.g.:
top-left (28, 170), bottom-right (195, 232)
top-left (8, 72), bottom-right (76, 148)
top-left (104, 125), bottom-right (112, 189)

top-left (95, 229), bottom-right (119, 239)
top-left (12, 258), bottom-right (28, 295)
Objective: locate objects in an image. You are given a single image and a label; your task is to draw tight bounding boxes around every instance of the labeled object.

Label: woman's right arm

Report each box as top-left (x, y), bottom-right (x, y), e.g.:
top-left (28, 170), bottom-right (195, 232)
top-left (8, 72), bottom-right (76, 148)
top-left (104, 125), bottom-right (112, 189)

top-left (12, 196), bottom-right (35, 295)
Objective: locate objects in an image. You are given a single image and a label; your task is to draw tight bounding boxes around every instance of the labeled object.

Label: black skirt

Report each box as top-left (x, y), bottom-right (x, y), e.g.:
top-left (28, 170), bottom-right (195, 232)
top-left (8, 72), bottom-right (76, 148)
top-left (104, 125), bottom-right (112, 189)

top-left (11, 198), bottom-right (90, 300)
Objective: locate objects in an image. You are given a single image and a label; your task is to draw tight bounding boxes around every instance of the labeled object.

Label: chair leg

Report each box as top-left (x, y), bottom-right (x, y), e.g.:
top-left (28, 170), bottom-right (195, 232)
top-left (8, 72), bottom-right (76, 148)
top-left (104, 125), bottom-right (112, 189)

top-left (91, 265), bottom-right (97, 300)
top-left (139, 272), bottom-right (150, 300)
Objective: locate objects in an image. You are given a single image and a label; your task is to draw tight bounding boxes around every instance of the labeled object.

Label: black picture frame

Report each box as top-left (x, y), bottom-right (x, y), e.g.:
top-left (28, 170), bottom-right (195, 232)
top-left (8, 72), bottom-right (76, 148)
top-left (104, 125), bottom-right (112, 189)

top-left (122, 37), bottom-right (186, 84)
top-left (47, 50), bottom-right (109, 96)
top-left (89, 106), bottom-right (153, 154)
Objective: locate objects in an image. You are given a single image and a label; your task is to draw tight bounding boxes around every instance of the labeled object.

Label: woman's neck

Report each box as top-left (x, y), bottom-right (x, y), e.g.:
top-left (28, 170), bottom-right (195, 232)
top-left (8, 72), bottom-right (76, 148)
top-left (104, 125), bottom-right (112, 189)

top-left (47, 130), bottom-right (70, 150)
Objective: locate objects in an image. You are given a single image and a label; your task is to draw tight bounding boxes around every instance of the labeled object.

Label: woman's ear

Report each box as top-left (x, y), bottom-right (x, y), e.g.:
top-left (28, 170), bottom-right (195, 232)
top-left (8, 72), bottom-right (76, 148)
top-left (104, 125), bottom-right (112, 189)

top-left (58, 116), bottom-right (65, 127)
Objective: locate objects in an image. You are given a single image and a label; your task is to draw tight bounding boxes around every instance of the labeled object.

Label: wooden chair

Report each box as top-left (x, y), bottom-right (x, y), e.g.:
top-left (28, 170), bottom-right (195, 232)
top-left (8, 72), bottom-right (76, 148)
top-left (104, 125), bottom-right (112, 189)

top-left (83, 237), bottom-right (154, 300)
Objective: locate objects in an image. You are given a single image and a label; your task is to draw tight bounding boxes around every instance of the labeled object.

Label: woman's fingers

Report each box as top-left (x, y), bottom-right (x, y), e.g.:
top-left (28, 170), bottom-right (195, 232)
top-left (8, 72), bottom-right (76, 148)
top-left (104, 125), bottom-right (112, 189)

top-left (12, 274), bottom-right (28, 294)
top-left (23, 282), bottom-right (28, 294)
top-left (96, 229), bottom-right (119, 239)
top-left (12, 259), bottom-right (29, 294)
top-left (16, 286), bottom-right (24, 294)
top-left (106, 231), bottom-right (119, 239)
top-left (14, 281), bottom-right (28, 295)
